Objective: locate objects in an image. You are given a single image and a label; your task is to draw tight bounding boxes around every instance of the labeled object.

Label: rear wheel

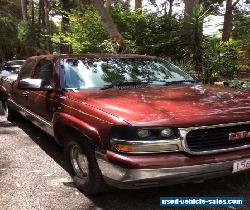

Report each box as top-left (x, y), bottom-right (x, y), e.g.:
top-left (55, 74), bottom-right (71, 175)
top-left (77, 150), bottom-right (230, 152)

top-left (65, 138), bottom-right (107, 195)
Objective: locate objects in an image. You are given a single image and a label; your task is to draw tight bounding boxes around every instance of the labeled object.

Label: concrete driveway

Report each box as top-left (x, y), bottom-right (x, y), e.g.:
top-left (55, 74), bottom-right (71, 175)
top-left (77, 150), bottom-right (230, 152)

top-left (0, 115), bottom-right (250, 210)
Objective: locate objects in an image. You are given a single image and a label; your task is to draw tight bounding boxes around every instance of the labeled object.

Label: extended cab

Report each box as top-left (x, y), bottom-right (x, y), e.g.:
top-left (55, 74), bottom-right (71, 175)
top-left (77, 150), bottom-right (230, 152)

top-left (1, 54), bottom-right (250, 194)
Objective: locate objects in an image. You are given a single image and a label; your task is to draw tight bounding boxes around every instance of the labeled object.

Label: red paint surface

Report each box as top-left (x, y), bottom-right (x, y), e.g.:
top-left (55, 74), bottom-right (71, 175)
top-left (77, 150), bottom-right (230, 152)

top-left (69, 84), bottom-right (250, 127)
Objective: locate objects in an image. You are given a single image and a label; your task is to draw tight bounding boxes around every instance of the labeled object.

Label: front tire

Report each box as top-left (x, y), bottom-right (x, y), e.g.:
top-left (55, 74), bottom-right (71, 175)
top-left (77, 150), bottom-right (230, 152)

top-left (6, 103), bottom-right (20, 122)
top-left (0, 101), bottom-right (7, 116)
top-left (64, 138), bottom-right (106, 195)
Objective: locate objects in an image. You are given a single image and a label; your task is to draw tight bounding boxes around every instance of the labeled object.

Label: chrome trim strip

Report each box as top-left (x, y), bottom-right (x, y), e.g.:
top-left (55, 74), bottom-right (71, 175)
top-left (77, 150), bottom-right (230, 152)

top-left (110, 138), bottom-right (182, 154)
top-left (180, 121), bottom-right (250, 155)
top-left (8, 99), bottom-right (54, 137)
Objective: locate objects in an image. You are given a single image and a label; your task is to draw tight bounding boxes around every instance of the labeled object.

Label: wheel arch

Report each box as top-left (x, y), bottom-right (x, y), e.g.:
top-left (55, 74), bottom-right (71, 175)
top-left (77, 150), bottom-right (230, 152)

top-left (0, 86), bottom-right (7, 101)
top-left (53, 112), bottom-right (103, 148)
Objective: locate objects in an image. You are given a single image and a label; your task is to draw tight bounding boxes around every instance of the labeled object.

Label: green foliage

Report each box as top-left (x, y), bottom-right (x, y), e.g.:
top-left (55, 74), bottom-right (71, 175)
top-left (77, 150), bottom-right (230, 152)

top-left (0, 17), bottom-right (18, 62)
top-left (202, 0), bottom-right (224, 15)
top-left (52, 7), bottom-right (107, 53)
top-left (227, 80), bottom-right (244, 89)
top-left (98, 40), bottom-right (118, 53)
top-left (52, 6), bottom-right (184, 58)
top-left (223, 80), bottom-right (250, 90)
top-left (98, 39), bottom-right (138, 54)
top-left (185, 5), bottom-right (210, 24)
top-left (111, 7), bottom-right (183, 59)
top-left (232, 11), bottom-right (250, 41)
top-left (174, 59), bottom-right (195, 73)
top-left (243, 82), bottom-right (250, 89)
top-left (18, 19), bottom-right (59, 56)
top-left (202, 38), bottom-right (241, 83)
top-left (18, 21), bottom-right (39, 54)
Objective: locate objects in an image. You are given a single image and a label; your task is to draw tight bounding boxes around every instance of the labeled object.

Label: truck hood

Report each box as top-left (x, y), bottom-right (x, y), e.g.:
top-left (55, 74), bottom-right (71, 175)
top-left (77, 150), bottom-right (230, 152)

top-left (69, 85), bottom-right (250, 127)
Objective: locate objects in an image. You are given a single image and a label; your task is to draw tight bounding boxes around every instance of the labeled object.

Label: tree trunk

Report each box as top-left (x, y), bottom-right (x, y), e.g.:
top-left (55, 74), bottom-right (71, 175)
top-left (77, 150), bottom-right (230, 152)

top-left (39, 0), bottom-right (46, 34)
top-left (184, 0), bottom-right (200, 15)
top-left (193, 19), bottom-right (203, 79)
top-left (20, 0), bottom-right (27, 21)
top-left (222, 0), bottom-right (239, 42)
top-left (91, 0), bottom-right (124, 46)
top-left (135, 0), bottom-right (142, 10)
top-left (168, 0), bottom-right (174, 16)
top-left (39, 0), bottom-right (44, 28)
top-left (37, 0), bottom-right (44, 51)
top-left (60, 0), bottom-right (73, 54)
top-left (43, 0), bottom-right (52, 53)
top-left (106, 0), bottom-right (112, 12)
top-left (31, 0), bottom-right (35, 25)
top-left (183, 0), bottom-right (203, 77)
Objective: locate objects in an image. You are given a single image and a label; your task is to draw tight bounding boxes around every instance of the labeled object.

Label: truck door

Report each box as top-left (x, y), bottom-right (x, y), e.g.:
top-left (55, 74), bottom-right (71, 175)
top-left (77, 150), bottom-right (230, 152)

top-left (28, 58), bottom-right (56, 122)
top-left (12, 58), bottom-right (37, 110)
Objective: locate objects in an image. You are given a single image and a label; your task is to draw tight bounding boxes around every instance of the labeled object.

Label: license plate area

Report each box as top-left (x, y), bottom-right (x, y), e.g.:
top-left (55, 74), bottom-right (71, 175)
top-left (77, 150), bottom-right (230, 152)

top-left (233, 159), bottom-right (250, 173)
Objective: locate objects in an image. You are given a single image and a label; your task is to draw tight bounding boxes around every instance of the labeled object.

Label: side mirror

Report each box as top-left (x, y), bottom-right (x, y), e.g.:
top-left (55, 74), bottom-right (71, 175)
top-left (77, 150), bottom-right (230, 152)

top-left (18, 79), bottom-right (53, 91)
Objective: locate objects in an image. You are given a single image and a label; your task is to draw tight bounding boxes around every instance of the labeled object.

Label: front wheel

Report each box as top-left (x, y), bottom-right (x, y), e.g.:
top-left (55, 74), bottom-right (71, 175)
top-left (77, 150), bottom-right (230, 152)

top-left (5, 102), bottom-right (20, 122)
top-left (0, 101), bottom-right (7, 116)
top-left (64, 138), bottom-right (106, 195)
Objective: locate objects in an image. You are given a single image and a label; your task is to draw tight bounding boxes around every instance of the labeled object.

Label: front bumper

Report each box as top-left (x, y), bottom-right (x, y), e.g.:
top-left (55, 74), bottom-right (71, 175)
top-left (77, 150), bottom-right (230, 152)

top-left (96, 150), bottom-right (250, 189)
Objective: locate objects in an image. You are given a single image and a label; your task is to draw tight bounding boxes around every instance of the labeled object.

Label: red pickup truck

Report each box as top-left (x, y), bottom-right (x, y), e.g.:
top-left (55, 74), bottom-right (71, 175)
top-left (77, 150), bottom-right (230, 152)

top-left (1, 54), bottom-right (250, 194)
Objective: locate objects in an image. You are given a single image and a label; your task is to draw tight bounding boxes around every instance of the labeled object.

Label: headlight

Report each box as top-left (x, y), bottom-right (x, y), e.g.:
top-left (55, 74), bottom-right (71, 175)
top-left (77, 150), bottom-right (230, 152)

top-left (110, 126), bottom-right (181, 153)
top-left (160, 128), bottom-right (173, 137)
top-left (137, 129), bottom-right (151, 138)
top-left (110, 126), bottom-right (179, 141)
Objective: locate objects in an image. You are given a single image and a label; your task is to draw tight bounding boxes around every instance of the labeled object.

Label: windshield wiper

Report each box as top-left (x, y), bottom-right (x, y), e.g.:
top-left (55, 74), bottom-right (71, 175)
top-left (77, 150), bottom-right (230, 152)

top-left (63, 88), bottom-right (80, 92)
top-left (100, 81), bottom-right (150, 90)
top-left (100, 80), bottom-right (196, 90)
top-left (164, 80), bottom-right (196, 86)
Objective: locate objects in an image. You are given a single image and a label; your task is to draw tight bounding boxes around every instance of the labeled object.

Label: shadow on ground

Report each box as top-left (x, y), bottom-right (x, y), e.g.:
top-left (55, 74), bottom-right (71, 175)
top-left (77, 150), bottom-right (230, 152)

top-left (13, 119), bottom-right (65, 171)
top-left (0, 121), bottom-right (16, 128)
top-left (0, 121), bottom-right (18, 135)
top-left (86, 173), bottom-right (250, 210)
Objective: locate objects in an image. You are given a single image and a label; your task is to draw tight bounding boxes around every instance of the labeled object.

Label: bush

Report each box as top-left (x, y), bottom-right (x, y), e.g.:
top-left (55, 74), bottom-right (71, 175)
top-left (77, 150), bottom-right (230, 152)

top-left (52, 6), bottom-right (183, 57)
top-left (112, 7), bottom-right (183, 59)
top-left (52, 7), bottom-right (107, 53)
top-left (0, 17), bottom-right (19, 61)
top-left (202, 38), bottom-right (241, 83)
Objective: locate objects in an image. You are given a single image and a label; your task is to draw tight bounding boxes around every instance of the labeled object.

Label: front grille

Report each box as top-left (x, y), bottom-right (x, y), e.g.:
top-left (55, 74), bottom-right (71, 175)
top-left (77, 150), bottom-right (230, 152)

top-left (186, 124), bottom-right (250, 152)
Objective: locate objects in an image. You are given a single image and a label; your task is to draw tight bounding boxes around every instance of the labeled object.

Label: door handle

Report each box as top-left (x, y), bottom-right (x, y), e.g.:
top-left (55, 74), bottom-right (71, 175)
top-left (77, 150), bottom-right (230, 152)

top-left (22, 91), bottom-right (29, 97)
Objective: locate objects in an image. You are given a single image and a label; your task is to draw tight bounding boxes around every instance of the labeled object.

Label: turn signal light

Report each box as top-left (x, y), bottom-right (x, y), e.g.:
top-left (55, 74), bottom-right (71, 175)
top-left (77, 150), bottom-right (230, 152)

top-left (115, 144), bottom-right (133, 152)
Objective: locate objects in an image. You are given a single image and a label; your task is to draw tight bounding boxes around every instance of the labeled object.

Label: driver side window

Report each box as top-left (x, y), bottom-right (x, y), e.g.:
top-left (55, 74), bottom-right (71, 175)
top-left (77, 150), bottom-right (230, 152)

top-left (19, 59), bottom-right (36, 80)
top-left (33, 59), bottom-right (54, 86)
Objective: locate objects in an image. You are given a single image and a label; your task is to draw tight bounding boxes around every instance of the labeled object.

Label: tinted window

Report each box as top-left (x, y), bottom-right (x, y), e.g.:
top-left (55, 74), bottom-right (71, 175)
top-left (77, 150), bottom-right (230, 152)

top-left (19, 59), bottom-right (36, 79)
top-left (33, 59), bottom-right (53, 84)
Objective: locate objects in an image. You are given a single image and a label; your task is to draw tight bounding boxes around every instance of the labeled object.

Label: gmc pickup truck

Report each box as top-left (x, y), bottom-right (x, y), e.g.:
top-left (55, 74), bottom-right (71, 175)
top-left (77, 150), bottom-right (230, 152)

top-left (1, 54), bottom-right (250, 194)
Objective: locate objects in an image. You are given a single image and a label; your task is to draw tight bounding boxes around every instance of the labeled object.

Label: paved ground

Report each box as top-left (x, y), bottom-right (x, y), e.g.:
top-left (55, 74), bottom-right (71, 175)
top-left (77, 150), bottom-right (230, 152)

top-left (0, 115), bottom-right (250, 210)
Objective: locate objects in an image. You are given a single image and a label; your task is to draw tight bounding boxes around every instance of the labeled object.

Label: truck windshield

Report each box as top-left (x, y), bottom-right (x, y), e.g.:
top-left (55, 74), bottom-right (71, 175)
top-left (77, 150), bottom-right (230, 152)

top-left (59, 58), bottom-right (195, 90)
